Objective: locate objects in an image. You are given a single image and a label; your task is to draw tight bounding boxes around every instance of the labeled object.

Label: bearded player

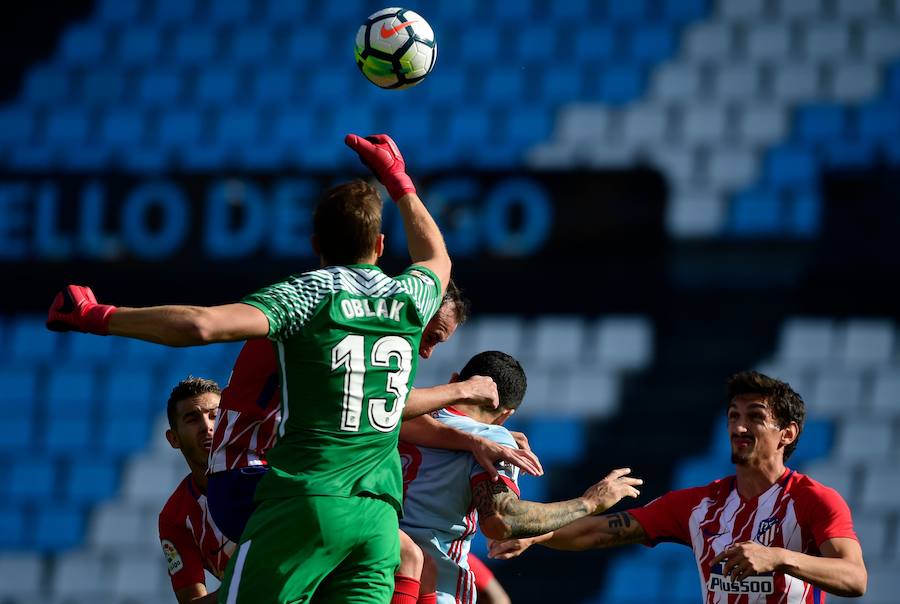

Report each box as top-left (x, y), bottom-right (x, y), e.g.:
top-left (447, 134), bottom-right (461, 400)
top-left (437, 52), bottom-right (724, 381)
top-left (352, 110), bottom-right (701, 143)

top-left (490, 371), bottom-right (867, 602)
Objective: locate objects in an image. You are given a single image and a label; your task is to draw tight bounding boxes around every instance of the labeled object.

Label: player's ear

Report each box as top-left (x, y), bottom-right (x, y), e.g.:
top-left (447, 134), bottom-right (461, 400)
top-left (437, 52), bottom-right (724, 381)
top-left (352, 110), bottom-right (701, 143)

top-left (165, 428), bottom-right (180, 450)
top-left (780, 421), bottom-right (799, 449)
top-left (374, 233), bottom-right (385, 259)
top-left (493, 408), bottom-right (514, 425)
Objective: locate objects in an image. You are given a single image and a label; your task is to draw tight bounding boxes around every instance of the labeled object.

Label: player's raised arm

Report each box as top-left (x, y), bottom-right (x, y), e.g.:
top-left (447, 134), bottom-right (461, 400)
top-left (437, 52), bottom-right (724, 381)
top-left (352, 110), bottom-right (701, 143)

top-left (474, 468), bottom-right (643, 541)
top-left (345, 133), bottom-right (451, 294)
top-left (47, 285), bottom-right (269, 346)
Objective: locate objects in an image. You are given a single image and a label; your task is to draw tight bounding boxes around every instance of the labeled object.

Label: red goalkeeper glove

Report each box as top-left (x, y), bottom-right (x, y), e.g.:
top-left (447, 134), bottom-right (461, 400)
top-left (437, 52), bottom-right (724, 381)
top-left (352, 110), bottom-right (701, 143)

top-left (344, 133), bottom-right (416, 201)
top-left (47, 285), bottom-right (117, 335)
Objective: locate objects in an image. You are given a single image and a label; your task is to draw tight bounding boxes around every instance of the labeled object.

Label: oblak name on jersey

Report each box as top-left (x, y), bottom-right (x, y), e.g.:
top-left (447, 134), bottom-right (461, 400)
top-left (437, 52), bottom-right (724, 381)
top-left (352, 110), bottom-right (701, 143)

top-left (339, 297), bottom-right (406, 322)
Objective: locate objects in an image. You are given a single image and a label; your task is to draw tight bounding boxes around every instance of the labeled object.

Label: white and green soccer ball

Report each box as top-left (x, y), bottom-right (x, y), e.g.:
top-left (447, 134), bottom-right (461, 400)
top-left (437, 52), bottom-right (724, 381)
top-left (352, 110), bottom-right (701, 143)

top-left (355, 8), bottom-right (437, 89)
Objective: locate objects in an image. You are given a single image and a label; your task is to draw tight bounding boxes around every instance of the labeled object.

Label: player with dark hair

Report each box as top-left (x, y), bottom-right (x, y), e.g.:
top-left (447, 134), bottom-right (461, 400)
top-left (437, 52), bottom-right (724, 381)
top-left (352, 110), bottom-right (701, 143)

top-left (158, 377), bottom-right (231, 604)
top-left (46, 134), bottom-right (458, 603)
top-left (490, 370), bottom-right (868, 602)
top-left (398, 351), bottom-right (643, 604)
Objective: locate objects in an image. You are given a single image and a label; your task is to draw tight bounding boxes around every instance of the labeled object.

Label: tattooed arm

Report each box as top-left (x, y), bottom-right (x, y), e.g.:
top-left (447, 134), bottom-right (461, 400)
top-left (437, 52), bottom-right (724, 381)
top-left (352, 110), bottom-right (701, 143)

top-left (488, 511), bottom-right (648, 560)
top-left (473, 468), bottom-right (642, 541)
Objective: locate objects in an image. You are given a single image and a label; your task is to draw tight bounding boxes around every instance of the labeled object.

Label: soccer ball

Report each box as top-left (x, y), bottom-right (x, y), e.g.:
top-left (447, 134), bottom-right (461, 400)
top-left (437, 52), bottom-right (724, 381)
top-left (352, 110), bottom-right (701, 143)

top-left (355, 8), bottom-right (437, 89)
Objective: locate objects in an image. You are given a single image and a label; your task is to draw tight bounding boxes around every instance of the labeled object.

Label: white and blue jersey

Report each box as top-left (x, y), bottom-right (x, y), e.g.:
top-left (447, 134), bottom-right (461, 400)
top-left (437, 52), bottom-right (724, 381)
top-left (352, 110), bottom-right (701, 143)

top-left (399, 407), bottom-right (520, 604)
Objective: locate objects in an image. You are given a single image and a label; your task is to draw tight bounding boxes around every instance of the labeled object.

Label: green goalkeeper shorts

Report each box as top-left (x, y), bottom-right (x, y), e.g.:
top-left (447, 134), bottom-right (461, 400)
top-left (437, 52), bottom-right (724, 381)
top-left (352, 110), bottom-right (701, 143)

top-left (218, 494), bottom-right (400, 604)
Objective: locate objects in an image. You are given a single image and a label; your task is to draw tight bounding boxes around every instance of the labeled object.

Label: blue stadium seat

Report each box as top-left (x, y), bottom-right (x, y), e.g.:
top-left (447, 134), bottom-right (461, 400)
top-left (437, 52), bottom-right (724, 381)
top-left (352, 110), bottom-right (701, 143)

top-left (321, 0), bottom-right (365, 20)
top-left (43, 108), bottom-right (91, 145)
top-left (0, 507), bottom-right (26, 548)
top-left (8, 147), bottom-right (54, 170)
top-left (385, 108), bottom-right (434, 142)
top-left (857, 103), bottom-right (900, 142)
top-left (33, 505), bottom-right (83, 551)
top-left (8, 459), bottom-right (56, 502)
top-left (10, 316), bottom-right (58, 361)
top-left (0, 367), bottom-right (38, 408)
top-left (540, 65), bottom-right (585, 102)
top-left (179, 145), bottom-right (229, 170)
top-left (100, 367), bottom-right (156, 417)
top-left (119, 338), bottom-right (171, 364)
top-left (66, 460), bottom-right (119, 503)
top-left (101, 108), bottom-right (145, 146)
top-left (607, 0), bottom-right (649, 22)
top-left (209, 0), bottom-right (252, 22)
top-left (46, 367), bottom-right (96, 417)
top-left (517, 472), bottom-right (548, 503)
top-left (122, 147), bottom-right (169, 172)
top-left (764, 146), bottom-right (817, 188)
top-left (327, 106), bottom-right (377, 140)
top-left (0, 416), bottom-right (33, 451)
top-left (252, 67), bottom-right (294, 103)
top-left (796, 105), bottom-right (846, 144)
top-left (482, 67), bottom-right (526, 104)
top-left (285, 30), bottom-right (329, 63)
top-left (431, 0), bottom-right (479, 22)
top-left (573, 26), bottom-right (618, 62)
top-left (459, 29), bottom-right (501, 63)
top-left (59, 26), bottom-right (107, 64)
top-left (116, 27), bottom-right (161, 65)
top-left (273, 109), bottom-right (315, 146)
top-left (66, 332), bottom-right (117, 362)
top-left (523, 419), bottom-right (585, 466)
top-left (672, 457), bottom-right (734, 490)
top-left (787, 191), bottom-right (821, 237)
top-left (474, 144), bottom-right (519, 168)
top-left (215, 109), bottom-right (260, 145)
top-left (821, 141), bottom-right (875, 167)
top-left (493, 0), bottom-right (534, 20)
top-left (504, 107), bottom-right (553, 146)
top-left (548, 0), bottom-right (591, 20)
top-left (153, 0), bottom-right (197, 22)
top-left (788, 419), bottom-right (832, 464)
top-left (730, 188), bottom-right (783, 235)
top-left (196, 67), bottom-right (240, 105)
top-left (158, 109), bottom-right (204, 147)
top-left (23, 66), bottom-right (70, 104)
top-left (61, 145), bottom-right (112, 171)
top-left (96, 0), bottom-right (141, 23)
top-left (79, 68), bottom-right (126, 104)
top-left (229, 29), bottom-right (272, 63)
top-left (630, 25), bottom-right (675, 63)
top-left (448, 108), bottom-right (492, 146)
top-left (100, 417), bottom-right (151, 455)
top-left (662, 0), bottom-right (707, 22)
top-left (515, 26), bottom-right (557, 63)
top-left (43, 418), bottom-right (92, 454)
top-left (240, 146), bottom-right (284, 170)
top-left (601, 554), bottom-right (663, 603)
top-left (137, 69), bottom-right (182, 105)
top-left (597, 64), bottom-right (644, 104)
top-left (0, 107), bottom-right (35, 144)
top-left (423, 66), bottom-right (468, 103)
top-left (308, 72), bottom-right (354, 103)
top-left (172, 28), bottom-right (218, 65)
top-left (263, 0), bottom-right (308, 22)
top-left (887, 62), bottom-right (900, 101)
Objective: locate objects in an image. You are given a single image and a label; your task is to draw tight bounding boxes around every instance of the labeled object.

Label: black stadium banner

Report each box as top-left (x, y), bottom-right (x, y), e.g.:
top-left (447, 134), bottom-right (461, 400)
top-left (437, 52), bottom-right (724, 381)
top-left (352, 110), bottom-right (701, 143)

top-left (1, 169), bottom-right (667, 314)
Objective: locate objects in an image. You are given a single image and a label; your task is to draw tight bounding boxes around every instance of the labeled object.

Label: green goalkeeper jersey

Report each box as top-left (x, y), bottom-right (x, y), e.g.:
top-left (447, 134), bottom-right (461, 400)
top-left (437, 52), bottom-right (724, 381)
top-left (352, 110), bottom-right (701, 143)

top-left (241, 263), bottom-right (442, 513)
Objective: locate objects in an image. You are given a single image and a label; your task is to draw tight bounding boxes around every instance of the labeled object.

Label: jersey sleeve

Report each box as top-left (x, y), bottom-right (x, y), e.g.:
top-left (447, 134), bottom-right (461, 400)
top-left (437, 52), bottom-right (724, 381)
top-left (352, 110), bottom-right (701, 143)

top-left (241, 271), bottom-right (331, 341)
top-left (394, 265), bottom-right (443, 324)
top-left (629, 486), bottom-right (707, 547)
top-left (796, 483), bottom-right (858, 546)
top-left (159, 512), bottom-right (206, 592)
top-left (469, 427), bottom-right (520, 496)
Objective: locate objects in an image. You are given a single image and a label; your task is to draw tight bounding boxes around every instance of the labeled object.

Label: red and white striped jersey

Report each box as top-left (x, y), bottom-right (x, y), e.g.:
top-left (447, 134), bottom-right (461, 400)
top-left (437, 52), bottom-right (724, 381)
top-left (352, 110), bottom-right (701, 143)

top-left (630, 469), bottom-right (858, 604)
top-left (158, 474), bottom-right (235, 591)
top-left (208, 339), bottom-right (281, 474)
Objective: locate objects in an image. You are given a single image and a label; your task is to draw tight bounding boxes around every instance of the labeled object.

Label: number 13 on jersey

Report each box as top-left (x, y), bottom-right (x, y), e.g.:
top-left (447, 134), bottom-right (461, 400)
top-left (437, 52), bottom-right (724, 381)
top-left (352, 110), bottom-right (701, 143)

top-left (332, 334), bottom-right (414, 433)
